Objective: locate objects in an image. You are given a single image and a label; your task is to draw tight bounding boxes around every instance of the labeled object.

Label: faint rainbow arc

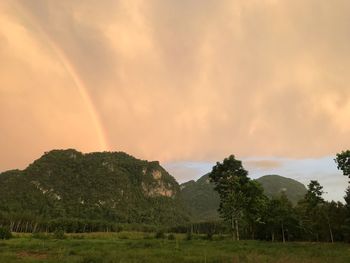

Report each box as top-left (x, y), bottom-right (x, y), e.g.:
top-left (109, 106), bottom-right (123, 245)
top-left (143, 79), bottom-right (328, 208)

top-left (15, 3), bottom-right (109, 151)
top-left (47, 42), bottom-right (110, 151)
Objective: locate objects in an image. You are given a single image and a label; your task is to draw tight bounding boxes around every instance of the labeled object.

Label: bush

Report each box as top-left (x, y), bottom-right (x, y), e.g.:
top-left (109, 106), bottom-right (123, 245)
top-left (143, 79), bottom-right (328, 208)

top-left (81, 255), bottom-right (103, 263)
top-left (118, 234), bottom-right (129, 239)
top-left (185, 231), bottom-right (192, 241)
top-left (53, 229), bottom-right (66, 239)
top-left (143, 233), bottom-right (152, 239)
top-left (206, 232), bottom-right (213, 240)
top-left (155, 230), bottom-right (165, 239)
top-left (31, 232), bottom-right (49, 240)
top-left (167, 233), bottom-right (175, 240)
top-left (217, 234), bottom-right (225, 240)
top-left (0, 227), bottom-right (12, 240)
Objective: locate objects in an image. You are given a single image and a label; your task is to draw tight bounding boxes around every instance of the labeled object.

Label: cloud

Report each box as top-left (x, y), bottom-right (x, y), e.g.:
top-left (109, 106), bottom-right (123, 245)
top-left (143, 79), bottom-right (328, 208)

top-left (246, 156), bottom-right (348, 202)
top-left (244, 160), bottom-right (283, 170)
top-left (164, 156), bottom-right (349, 202)
top-left (163, 161), bottom-right (214, 183)
top-left (1, 0), bottom-right (350, 172)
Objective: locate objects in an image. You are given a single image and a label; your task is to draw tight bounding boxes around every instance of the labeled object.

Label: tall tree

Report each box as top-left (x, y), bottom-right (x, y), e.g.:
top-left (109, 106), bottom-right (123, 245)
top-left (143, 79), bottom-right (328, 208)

top-left (265, 193), bottom-right (294, 243)
top-left (244, 181), bottom-right (268, 240)
top-left (335, 151), bottom-right (350, 242)
top-left (209, 155), bottom-right (253, 240)
top-left (298, 180), bottom-right (325, 241)
top-left (342, 187), bottom-right (350, 242)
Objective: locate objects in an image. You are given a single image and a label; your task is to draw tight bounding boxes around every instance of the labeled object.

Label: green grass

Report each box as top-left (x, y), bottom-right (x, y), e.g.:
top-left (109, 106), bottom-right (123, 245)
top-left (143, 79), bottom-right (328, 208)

top-left (0, 232), bottom-right (349, 262)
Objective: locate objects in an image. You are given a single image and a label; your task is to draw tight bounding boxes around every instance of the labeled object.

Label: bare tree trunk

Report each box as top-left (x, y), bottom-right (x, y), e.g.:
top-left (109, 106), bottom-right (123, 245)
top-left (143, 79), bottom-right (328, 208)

top-left (231, 216), bottom-right (236, 240)
top-left (281, 222), bottom-right (285, 243)
top-left (16, 221), bottom-right (21, 233)
top-left (328, 219), bottom-right (334, 243)
top-left (271, 231), bottom-right (275, 242)
top-left (235, 219), bottom-right (240, 241)
top-left (33, 222), bottom-right (38, 233)
top-left (251, 225), bottom-right (255, 240)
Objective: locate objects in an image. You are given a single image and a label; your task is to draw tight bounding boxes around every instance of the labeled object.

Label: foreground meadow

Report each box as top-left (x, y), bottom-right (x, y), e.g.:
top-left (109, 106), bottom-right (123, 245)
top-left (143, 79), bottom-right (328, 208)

top-left (0, 232), bottom-right (349, 263)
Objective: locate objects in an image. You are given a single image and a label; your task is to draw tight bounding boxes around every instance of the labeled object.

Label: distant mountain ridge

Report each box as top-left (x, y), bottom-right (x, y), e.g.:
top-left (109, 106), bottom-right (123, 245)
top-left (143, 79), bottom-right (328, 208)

top-left (180, 174), bottom-right (220, 221)
top-left (180, 174), bottom-right (307, 221)
top-left (0, 150), bottom-right (307, 224)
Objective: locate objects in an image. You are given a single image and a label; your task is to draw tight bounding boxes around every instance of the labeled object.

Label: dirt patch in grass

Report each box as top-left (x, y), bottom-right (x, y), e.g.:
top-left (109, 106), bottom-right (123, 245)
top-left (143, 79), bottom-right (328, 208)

top-left (17, 251), bottom-right (49, 260)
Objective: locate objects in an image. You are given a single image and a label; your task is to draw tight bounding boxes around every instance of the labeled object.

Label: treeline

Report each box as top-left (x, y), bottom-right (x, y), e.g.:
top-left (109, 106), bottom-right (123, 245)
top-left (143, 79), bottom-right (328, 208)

top-left (168, 196), bottom-right (348, 242)
top-left (0, 193), bottom-right (349, 242)
top-left (202, 152), bottom-right (350, 243)
top-left (0, 213), bottom-right (168, 233)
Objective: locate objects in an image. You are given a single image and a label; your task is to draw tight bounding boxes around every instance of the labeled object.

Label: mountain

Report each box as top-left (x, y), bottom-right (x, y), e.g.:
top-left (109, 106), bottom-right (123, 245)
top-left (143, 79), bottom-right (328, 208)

top-left (180, 174), bottom-right (220, 221)
top-left (256, 174), bottom-right (307, 204)
top-left (0, 151), bottom-right (308, 225)
top-left (0, 149), bottom-right (188, 225)
top-left (180, 174), bottom-right (307, 221)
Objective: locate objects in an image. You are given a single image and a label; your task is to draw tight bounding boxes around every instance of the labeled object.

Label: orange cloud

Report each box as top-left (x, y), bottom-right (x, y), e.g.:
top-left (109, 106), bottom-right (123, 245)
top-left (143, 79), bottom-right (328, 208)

top-left (1, 0), bottom-right (350, 171)
top-left (244, 160), bottom-right (283, 170)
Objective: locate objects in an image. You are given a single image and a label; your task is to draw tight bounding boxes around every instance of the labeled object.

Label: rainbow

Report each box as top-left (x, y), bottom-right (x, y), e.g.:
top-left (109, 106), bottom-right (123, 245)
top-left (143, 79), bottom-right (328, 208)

top-left (14, 2), bottom-right (109, 151)
top-left (45, 41), bottom-right (110, 151)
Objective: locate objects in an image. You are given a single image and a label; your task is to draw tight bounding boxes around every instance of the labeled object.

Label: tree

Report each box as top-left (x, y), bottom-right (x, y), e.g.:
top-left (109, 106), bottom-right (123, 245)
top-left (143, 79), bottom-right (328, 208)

top-left (0, 227), bottom-right (12, 240)
top-left (298, 180), bottom-right (325, 241)
top-left (209, 155), bottom-right (253, 240)
top-left (335, 150), bottom-right (350, 180)
top-left (244, 181), bottom-right (268, 240)
top-left (265, 193), bottom-right (294, 243)
top-left (304, 180), bottom-right (324, 208)
top-left (335, 151), bottom-right (350, 242)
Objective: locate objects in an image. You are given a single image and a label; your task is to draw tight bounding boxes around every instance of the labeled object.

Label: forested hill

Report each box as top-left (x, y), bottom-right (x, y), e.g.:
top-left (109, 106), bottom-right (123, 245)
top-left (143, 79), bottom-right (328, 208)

top-left (0, 149), bottom-right (188, 226)
top-left (256, 175), bottom-right (307, 204)
top-left (180, 174), bottom-right (307, 221)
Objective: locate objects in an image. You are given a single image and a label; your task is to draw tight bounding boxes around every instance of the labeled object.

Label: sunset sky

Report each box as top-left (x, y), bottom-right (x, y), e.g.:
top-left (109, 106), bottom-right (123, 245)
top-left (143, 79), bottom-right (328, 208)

top-left (1, 1), bottom-right (350, 201)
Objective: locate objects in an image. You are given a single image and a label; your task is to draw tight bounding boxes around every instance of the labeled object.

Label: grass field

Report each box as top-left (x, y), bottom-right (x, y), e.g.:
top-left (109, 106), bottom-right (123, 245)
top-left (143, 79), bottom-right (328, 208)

top-left (0, 232), bottom-right (349, 263)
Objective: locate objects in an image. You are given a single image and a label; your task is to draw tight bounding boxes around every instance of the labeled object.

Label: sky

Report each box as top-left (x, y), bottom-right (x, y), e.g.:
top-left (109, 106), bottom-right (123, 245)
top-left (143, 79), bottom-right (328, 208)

top-left (1, 0), bottom-right (350, 201)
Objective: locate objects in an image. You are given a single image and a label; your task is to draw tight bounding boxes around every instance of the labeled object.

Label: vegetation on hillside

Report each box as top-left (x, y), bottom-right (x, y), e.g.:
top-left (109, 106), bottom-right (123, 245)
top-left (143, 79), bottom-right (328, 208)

top-left (256, 174), bottom-right (307, 204)
top-left (0, 149), bottom-right (189, 232)
top-left (204, 154), bottom-right (350, 243)
top-left (180, 174), bottom-right (307, 221)
top-left (179, 175), bottom-right (220, 221)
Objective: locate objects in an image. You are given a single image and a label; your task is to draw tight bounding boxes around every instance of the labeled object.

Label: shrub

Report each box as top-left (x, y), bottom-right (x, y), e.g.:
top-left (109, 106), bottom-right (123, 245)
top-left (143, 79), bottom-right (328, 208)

top-left (0, 227), bottom-right (12, 240)
top-left (118, 234), bottom-right (129, 239)
top-left (143, 233), bottom-right (152, 239)
top-left (81, 254), bottom-right (103, 263)
top-left (31, 232), bottom-right (49, 240)
top-left (185, 231), bottom-right (192, 241)
top-left (217, 234), bottom-right (225, 240)
top-left (155, 230), bottom-right (165, 239)
top-left (206, 232), bottom-right (213, 240)
top-left (53, 229), bottom-right (66, 239)
top-left (167, 233), bottom-right (176, 240)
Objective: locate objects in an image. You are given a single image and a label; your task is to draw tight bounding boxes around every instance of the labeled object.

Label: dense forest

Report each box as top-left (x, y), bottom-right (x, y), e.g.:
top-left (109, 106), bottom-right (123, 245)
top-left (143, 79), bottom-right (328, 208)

top-left (0, 149), bottom-right (189, 233)
top-left (1, 149), bottom-right (350, 243)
